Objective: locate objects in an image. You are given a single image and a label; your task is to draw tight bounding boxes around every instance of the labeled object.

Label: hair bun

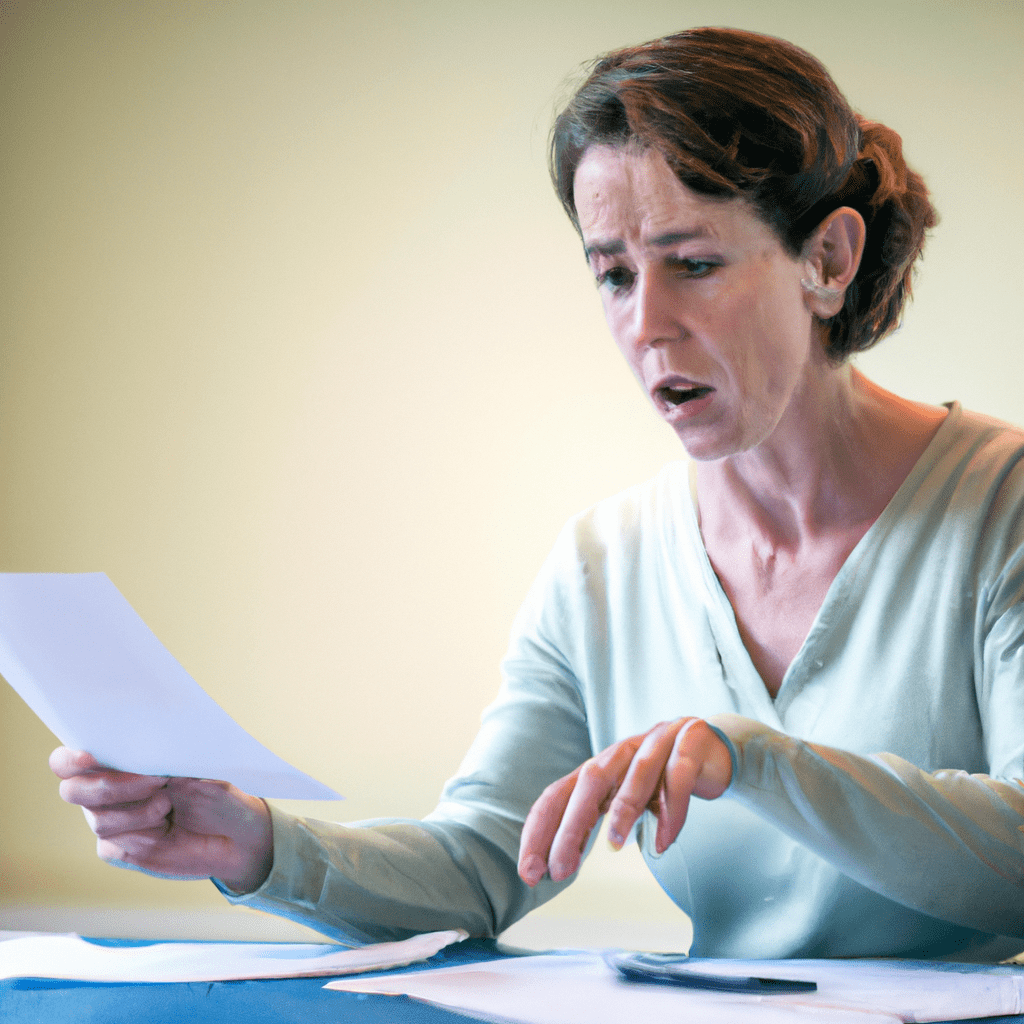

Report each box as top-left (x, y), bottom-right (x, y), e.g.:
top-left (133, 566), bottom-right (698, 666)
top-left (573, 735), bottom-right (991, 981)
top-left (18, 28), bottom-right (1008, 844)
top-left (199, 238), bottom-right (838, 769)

top-left (857, 120), bottom-right (911, 206)
top-left (827, 117), bottom-right (937, 350)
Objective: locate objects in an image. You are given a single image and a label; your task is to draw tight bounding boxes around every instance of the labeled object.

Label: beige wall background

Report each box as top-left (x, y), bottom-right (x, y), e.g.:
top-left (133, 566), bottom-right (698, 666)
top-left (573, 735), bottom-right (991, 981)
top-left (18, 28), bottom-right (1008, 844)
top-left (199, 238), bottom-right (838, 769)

top-left (1, 0), bottom-right (1022, 946)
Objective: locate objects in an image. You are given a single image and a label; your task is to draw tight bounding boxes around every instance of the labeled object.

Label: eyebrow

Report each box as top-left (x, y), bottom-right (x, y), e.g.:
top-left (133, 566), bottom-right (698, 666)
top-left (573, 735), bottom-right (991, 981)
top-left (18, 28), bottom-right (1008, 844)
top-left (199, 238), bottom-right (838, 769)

top-left (583, 228), bottom-right (711, 261)
top-left (583, 239), bottom-right (626, 260)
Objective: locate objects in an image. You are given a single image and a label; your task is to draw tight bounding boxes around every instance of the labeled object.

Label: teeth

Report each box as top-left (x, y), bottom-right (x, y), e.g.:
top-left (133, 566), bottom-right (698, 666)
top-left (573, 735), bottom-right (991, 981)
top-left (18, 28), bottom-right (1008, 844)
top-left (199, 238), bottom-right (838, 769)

top-left (659, 385), bottom-right (712, 406)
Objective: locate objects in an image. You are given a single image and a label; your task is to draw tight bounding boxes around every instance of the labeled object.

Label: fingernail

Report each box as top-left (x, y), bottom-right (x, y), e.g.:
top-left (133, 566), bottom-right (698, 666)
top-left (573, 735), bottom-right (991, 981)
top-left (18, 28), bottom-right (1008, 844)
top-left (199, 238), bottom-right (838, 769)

top-left (549, 858), bottom-right (573, 882)
top-left (519, 854), bottom-right (545, 886)
top-left (607, 828), bottom-right (624, 850)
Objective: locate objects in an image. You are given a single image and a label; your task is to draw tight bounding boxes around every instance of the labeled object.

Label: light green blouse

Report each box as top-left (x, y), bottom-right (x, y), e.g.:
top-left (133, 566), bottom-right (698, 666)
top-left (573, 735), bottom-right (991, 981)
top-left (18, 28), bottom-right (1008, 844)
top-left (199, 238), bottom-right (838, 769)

top-left (225, 404), bottom-right (1024, 960)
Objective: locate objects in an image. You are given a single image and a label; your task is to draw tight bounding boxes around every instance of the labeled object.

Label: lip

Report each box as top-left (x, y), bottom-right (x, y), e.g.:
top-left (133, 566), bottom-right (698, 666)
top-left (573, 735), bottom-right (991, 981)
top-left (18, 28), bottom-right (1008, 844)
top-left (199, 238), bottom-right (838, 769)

top-left (650, 375), bottom-right (716, 420)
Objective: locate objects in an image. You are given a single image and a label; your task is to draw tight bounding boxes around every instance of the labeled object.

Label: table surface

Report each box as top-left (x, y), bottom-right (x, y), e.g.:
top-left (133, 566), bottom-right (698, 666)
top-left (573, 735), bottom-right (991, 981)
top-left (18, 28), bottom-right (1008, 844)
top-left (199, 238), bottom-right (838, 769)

top-left (4, 938), bottom-right (1024, 1024)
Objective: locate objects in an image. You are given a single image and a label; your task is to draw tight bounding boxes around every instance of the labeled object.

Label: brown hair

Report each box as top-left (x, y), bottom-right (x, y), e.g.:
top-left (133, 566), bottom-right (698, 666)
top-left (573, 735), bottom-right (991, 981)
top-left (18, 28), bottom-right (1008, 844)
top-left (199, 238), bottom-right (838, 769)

top-left (550, 28), bottom-right (937, 358)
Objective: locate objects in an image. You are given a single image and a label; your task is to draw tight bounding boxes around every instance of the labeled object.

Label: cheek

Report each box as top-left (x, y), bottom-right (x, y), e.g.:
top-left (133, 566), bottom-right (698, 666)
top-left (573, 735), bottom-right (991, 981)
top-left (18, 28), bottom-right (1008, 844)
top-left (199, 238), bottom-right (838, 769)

top-left (699, 287), bottom-right (762, 373)
top-left (745, 276), bottom-right (811, 361)
top-left (711, 285), bottom-right (805, 403)
top-left (602, 303), bottom-right (641, 370)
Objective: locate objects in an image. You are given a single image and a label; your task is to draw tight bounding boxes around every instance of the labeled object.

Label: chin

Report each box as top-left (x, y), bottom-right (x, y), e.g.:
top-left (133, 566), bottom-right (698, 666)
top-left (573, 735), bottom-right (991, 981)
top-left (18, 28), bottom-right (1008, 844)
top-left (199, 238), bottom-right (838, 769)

top-left (675, 400), bottom-right (786, 462)
top-left (671, 422), bottom-right (735, 461)
top-left (675, 435), bottom-right (732, 462)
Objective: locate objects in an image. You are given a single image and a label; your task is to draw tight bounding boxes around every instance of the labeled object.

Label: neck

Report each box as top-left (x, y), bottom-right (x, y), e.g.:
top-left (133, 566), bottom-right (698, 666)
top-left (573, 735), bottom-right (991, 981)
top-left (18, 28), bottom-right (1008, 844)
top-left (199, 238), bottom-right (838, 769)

top-left (695, 368), bottom-right (946, 553)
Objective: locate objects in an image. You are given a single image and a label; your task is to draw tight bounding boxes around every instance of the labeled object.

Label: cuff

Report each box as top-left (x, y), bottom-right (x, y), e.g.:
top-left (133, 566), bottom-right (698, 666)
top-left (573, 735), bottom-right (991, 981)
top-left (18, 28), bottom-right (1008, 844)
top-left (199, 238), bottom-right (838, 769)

top-left (212, 803), bottom-right (303, 904)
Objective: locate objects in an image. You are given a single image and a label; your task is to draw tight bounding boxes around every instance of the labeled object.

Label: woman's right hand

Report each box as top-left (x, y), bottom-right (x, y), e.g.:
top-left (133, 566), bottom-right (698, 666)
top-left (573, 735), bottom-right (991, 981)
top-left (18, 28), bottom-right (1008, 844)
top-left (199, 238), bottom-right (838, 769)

top-left (518, 718), bottom-right (732, 886)
top-left (49, 747), bottom-right (274, 895)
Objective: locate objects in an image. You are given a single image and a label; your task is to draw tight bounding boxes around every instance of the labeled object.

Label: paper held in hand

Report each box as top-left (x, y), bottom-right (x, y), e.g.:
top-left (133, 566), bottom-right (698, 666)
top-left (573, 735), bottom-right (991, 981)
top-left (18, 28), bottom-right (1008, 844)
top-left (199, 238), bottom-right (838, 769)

top-left (0, 572), bottom-right (340, 799)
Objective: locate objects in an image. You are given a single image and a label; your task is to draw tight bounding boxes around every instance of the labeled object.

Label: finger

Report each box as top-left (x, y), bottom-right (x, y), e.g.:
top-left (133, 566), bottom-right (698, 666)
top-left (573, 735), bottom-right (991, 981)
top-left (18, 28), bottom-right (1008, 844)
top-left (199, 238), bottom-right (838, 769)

top-left (96, 829), bottom-right (226, 881)
top-left (49, 748), bottom-right (104, 779)
top-left (656, 719), bottom-right (732, 853)
top-left (519, 769), bottom-right (580, 886)
top-left (59, 769), bottom-right (169, 810)
top-left (546, 739), bottom-right (641, 882)
top-left (653, 719), bottom-right (707, 853)
top-left (604, 721), bottom-right (684, 849)
top-left (84, 789), bottom-right (174, 839)
top-left (97, 815), bottom-right (247, 880)
top-left (687, 721), bottom-right (733, 801)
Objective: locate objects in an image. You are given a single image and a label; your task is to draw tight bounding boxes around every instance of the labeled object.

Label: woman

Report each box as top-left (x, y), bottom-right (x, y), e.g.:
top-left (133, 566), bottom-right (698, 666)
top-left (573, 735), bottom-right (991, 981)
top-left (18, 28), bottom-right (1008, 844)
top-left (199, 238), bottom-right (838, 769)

top-left (51, 27), bottom-right (1024, 960)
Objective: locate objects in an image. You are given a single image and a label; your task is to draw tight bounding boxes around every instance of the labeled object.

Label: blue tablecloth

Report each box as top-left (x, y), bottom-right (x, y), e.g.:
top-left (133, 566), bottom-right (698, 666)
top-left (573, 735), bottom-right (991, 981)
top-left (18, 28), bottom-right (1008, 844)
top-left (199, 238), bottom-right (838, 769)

top-left (2, 938), bottom-right (504, 1023)
top-left (4, 938), bottom-right (1024, 1024)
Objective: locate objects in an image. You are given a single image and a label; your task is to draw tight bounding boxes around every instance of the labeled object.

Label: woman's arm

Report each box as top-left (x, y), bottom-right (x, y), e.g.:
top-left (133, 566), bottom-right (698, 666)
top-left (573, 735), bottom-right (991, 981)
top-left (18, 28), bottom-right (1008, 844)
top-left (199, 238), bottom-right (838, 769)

top-left (223, 634), bottom-right (599, 943)
top-left (713, 714), bottom-right (1024, 938)
top-left (49, 584), bottom-right (599, 944)
top-left (517, 707), bottom-right (1024, 940)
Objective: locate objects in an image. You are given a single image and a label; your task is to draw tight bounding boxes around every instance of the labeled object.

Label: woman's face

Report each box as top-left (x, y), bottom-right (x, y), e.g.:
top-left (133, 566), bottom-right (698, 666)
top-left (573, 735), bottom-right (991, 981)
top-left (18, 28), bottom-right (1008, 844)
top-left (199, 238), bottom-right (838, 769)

top-left (574, 145), bottom-right (825, 462)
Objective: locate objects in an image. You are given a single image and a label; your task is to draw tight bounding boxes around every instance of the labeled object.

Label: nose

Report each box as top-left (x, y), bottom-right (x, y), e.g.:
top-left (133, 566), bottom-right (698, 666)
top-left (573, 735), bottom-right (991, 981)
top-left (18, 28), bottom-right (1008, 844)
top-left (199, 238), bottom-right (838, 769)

top-left (625, 270), bottom-right (683, 354)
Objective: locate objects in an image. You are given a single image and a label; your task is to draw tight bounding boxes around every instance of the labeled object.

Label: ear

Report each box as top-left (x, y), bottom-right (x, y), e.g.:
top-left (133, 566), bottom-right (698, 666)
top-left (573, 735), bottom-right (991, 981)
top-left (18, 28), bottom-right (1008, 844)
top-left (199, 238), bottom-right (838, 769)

top-left (800, 207), bottom-right (866, 319)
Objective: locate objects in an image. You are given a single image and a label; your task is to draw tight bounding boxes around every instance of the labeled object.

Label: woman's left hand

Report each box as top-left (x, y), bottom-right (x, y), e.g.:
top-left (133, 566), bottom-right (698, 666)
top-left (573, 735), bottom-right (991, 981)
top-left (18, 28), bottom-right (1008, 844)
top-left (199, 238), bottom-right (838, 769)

top-left (517, 717), bottom-right (732, 885)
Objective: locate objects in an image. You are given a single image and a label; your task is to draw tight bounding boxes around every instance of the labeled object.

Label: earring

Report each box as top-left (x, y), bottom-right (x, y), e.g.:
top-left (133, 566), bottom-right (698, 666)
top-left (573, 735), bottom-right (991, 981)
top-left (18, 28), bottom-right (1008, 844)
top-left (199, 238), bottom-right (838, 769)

top-left (800, 272), bottom-right (842, 303)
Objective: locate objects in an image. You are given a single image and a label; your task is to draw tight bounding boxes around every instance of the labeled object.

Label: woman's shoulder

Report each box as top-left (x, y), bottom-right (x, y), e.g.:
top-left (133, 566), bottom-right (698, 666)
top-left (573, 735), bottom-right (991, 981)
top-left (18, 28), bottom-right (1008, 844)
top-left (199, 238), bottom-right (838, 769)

top-left (528, 461), bottom-right (698, 600)
top-left (559, 460), bottom-right (694, 553)
top-left (913, 403), bottom-right (1024, 556)
top-left (950, 403), bottom-right (1024, 442)
top-left (515, 461), bottom-right (707, 645)
top-left (929, 403), bottom-right (1024, 489)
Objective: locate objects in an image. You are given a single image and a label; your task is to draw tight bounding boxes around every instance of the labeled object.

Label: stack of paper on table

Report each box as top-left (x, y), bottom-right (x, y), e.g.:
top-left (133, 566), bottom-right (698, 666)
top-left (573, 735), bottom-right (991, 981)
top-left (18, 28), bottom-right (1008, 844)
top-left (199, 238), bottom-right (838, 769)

top-left (0, 929), bottom-right (467, 982)
top-left (326, 951), bottom-right (1024, 1024)
top-left (5, 930), bottom-right (1021, 1021)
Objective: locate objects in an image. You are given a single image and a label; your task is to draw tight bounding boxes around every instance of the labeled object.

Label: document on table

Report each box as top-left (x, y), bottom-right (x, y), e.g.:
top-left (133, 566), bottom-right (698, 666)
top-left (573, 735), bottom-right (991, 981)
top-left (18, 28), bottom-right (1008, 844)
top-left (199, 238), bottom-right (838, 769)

top-left (0, 572), bottom-right (340, 799)
top-left (0, 929), bottom-right (467, 982)
top-left (325, 951), bottom-right (1024, 1024)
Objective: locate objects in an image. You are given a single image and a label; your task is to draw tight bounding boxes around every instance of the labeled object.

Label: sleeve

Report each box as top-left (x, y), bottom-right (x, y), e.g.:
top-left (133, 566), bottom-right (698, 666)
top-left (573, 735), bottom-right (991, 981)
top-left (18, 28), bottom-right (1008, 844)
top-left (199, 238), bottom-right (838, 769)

top-left (709, 716), bottom-right (1024, 938)
top-left (708, 536), bottom-right (1024, 939)
top-left (219, 527), bottom-right (597, 945)
top-left (216, 806), bottom-right (553, 945)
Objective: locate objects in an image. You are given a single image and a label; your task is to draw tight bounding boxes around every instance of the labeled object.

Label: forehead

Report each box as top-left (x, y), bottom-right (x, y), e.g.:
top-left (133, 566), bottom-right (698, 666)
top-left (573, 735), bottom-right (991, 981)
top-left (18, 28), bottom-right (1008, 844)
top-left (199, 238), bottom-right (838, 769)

top-left (573, 145), bottom-right (772, 253)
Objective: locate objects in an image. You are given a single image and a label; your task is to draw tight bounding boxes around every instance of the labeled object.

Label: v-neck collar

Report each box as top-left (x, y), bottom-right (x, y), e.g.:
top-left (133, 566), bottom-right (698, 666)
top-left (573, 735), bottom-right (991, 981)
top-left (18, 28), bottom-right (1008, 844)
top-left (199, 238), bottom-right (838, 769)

top-left (670, 402), bottom-right (962, 718)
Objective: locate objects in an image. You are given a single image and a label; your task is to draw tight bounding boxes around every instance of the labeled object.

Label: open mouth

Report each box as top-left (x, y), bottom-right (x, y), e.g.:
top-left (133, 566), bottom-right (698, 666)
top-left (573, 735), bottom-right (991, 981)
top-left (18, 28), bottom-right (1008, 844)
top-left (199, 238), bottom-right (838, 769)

top-left (657, 384), bottom-right (714, 407)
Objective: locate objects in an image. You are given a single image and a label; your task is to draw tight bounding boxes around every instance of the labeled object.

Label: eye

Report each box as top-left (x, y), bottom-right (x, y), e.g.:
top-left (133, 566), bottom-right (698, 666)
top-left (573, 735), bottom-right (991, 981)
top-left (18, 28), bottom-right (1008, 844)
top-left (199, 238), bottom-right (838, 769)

top-left (597, 266), bottom-right (635, 291)
top-left (669, 257), bottom-right (719, 278)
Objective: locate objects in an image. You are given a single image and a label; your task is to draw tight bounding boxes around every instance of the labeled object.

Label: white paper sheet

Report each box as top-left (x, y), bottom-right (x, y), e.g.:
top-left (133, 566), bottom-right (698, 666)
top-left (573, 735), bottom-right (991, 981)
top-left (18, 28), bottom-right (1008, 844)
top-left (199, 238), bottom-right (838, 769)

top-left (325, 951), bottom-right (1024, 1024)
top-left (0, 572), bottom-right (340, 798)
top-left (0, 929), bottom-right (467, 982)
